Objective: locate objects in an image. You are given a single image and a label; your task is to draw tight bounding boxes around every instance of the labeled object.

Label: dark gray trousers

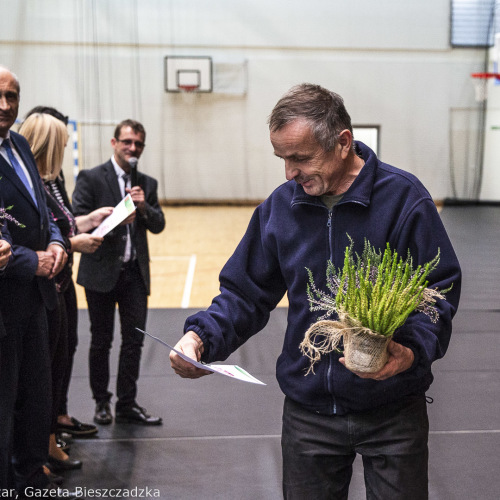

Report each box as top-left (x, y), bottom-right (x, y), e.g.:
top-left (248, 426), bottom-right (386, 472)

top-left (282, 395), bottom-right (429, 500)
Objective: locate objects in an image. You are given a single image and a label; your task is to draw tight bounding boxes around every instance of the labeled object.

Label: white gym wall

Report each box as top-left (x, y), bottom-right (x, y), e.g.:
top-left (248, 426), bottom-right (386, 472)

top-left (0, 0), bottom-right (486, 202)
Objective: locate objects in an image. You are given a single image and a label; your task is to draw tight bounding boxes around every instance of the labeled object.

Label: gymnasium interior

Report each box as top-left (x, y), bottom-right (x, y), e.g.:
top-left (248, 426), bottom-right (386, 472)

top-left (2, 1), bottom-right (499, 499)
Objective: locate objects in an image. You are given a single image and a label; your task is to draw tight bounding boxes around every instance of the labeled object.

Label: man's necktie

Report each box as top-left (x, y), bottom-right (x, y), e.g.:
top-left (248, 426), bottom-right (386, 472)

top-left (3, 138), bottom-right (38, 207)
top-left (122, 173), bottom-right (131, 197)
top-left (121, 172), bottom-right (134, 262)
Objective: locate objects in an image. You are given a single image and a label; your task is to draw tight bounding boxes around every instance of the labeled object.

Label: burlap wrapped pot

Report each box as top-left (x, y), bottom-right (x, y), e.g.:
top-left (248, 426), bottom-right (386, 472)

top-left (342, 327), bottom-right (391, 373)
top-left (300, 313), bottom-right (392, 375)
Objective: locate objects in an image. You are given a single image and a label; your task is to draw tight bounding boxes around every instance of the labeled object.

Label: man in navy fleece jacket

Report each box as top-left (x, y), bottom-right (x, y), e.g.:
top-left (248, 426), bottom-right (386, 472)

top-left (170, 83), bottom-right (461, 500)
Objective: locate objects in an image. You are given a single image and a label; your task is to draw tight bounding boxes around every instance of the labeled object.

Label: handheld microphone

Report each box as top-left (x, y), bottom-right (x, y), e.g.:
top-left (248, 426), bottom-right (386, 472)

top-left (129, 157), bottom-right (138, 186)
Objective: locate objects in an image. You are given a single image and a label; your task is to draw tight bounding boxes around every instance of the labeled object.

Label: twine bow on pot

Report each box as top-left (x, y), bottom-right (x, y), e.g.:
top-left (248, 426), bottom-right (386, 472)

top-left (300, 312), bottom-right (391, 375)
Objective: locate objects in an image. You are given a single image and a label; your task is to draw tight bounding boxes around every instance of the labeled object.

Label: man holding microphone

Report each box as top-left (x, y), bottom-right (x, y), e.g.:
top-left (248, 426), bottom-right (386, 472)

top-left (72, 119), bottom-right (165, 427)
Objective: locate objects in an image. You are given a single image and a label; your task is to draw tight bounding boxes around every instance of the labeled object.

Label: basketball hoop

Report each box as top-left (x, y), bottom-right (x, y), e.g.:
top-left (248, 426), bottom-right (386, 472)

top-left (178, 83), bottom-right (199, 104)
top-left (178, 84), bottom-right (199, 93)
top-left (471, 73), bottom-right (500, 102)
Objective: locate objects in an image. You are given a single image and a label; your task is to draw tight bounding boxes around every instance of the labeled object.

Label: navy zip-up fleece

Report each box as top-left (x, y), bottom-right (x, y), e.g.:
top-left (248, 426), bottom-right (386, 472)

top-left (185, 141), bottom-right (461, 415)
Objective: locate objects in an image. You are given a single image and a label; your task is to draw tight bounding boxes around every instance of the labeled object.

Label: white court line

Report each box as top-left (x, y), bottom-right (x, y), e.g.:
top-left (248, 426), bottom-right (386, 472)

top-left (69, 429), bottom-right (500, 445)
top-left (150, 255), bottom-right (197, 308)
top-left (75, 435), bottom-right (282, 444)
top-left (181, 254), bottom-right (197, 309)
top-left (430, 429), bottom-right (500, 435)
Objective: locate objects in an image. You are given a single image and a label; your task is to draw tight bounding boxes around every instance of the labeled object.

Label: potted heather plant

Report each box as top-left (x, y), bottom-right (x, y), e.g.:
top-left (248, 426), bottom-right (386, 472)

top-left (300, 238), bottom-right (450, 374)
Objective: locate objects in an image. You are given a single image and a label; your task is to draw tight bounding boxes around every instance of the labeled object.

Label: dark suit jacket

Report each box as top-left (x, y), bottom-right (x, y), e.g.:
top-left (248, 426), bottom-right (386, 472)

top-left (0, 200), bottom-right (13, 271)
top-left (0, 131), bottom-right (65, 313)
top-left (0, 209), bottom-right (12, 339)
top-left (72, 159), bottom-right (165, 295)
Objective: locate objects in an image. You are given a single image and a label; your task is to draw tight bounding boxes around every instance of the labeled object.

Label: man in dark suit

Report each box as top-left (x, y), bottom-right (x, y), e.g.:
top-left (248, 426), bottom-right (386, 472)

top-left (0, 213), bottom-right (12, 345)
top-left (72, 119), bottom-right (165, 426)
top-left (0, 66), bottom-right (67, 495)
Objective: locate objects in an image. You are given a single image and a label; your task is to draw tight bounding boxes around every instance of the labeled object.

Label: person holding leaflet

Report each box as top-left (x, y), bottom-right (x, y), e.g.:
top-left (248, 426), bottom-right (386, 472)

top-left (169, 84), bottom-right (461, 499)
top-left (19, 112), bottom-right (114, 475)
top-left (72, 119), bottom-right (165, 426)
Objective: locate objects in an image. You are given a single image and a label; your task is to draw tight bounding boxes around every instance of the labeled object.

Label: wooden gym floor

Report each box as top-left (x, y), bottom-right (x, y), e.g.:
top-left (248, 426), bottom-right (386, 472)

top-left (73, 205), bottom-right (288, 309)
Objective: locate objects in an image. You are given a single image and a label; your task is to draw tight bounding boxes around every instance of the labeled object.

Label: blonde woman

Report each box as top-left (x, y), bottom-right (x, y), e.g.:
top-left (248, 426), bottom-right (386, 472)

top-left (19, 113), bottom-right (112, 472)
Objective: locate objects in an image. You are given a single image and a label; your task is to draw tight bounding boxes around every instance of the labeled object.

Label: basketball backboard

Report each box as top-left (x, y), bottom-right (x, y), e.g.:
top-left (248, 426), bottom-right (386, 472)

top-left (164, 56), bottom-right (213, 93)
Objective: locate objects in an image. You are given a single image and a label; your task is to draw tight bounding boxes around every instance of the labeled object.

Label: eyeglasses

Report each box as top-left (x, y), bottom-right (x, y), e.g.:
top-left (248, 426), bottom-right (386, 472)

top-left (116, 139), bottom-right (146, 148)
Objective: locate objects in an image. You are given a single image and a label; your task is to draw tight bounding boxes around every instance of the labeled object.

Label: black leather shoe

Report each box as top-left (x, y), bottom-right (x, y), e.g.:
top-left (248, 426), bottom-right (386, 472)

top-left (43, 464), bottom-right (64, 485)
top-left (115, 405), bottom-right (163, 425)
top-left (47, 455), bottom-right (83, 471)
top-left (94, 402), bottom-right (113, 425)
top-left (56, 435), bottom-right (70, 452)
top-left (57, 416), bottom-right (98, 437)
top-left (47, 470), bottom-right (64, 485)
top-left (57, 431), bottom-right (73, 443)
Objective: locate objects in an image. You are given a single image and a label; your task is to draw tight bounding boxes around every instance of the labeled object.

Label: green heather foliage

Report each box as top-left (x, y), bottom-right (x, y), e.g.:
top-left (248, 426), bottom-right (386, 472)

top-left (306, 238), bottom-right (448, 338)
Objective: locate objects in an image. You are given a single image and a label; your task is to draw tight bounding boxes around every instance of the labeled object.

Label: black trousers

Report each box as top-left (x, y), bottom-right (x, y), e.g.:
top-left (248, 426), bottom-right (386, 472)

top-left (282, 395), bottom-right (429, 500)
top-left (85, 261), bottom-right (148, 408)
top-left (47, 291), bottom-right (69, 434)
top-left (0, 285), bottom-right (51, 491)
top-left (58, 281), bottom-right (78, 417)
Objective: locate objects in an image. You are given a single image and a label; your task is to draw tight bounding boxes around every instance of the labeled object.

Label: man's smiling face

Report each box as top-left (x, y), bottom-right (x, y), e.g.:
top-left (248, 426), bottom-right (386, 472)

top-left (271, 119), bottom-right (343, 197)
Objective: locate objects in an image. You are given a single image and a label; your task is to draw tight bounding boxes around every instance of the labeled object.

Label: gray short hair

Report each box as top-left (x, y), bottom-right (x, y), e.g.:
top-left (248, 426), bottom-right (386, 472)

top-left (0, 65), bottom-right (20, 94)
top-left (268, 83), bottom-right (352, 151)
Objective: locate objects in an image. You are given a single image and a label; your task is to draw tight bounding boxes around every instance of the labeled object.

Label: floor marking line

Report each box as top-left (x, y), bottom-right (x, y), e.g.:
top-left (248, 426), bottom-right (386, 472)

top-left (78, 435), bottom-right (282, 444)
top-left (429, 429), bottom-right (500, 435)
top-left (72, 430), bottom-right (500, 445)
top-left (181, 254), bottom-right (196, 308)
